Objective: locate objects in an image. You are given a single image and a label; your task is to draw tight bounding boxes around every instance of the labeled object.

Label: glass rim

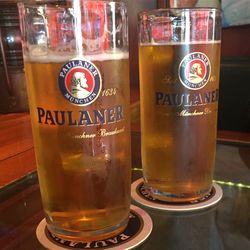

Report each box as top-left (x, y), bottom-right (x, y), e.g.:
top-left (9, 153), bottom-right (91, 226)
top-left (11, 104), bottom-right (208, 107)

top-left (139, 7), bottom-right (221, 18)
top-left (19, 0), bottom-right (126, 9)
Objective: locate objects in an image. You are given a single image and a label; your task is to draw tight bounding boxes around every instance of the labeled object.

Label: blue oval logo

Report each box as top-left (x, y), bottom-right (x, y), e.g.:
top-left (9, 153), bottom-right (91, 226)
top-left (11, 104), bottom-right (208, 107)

top-left (58, 59), bottom-right (102, 106)
top-left (179, 52), bottom-right (211, 90)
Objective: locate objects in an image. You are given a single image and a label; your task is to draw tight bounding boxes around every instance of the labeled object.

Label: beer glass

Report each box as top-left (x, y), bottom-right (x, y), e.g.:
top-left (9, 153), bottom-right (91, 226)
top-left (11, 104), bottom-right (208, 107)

top-left (18, 0), bottom-right (131, 240)
top-left (139, 8), bottom-right (221, 202)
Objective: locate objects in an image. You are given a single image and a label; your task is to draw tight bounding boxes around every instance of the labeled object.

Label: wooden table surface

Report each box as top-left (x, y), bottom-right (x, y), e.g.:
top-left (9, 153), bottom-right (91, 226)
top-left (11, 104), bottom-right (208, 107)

top-left (0, 113), bottom-right (36, 188)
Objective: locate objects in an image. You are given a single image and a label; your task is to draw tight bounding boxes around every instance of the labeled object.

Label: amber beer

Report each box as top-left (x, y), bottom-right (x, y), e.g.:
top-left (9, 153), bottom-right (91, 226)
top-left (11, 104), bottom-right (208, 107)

top-left (24, 53), bottom-right (131, 239)
top-left (20, 0), bottom-right (131, 241)
top-left (139, 8), bottom-right (221, 202)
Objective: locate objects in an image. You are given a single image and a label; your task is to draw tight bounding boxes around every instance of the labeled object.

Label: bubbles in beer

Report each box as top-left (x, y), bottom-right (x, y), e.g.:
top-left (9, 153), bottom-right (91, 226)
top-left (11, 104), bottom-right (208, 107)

top-left (24, 45), bottom-right (129, 63)
top-left (24, 48), bottom-right (131, 239)
top-left (139, 41), bottom-right (221, 202)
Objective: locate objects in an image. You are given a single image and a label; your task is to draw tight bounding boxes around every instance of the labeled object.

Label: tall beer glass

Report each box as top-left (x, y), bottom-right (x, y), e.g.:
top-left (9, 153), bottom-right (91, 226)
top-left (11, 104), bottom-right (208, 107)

top-left (19, 0), bottom-right (131, 240)
top-left (139, 9), bottom-right (221, 202)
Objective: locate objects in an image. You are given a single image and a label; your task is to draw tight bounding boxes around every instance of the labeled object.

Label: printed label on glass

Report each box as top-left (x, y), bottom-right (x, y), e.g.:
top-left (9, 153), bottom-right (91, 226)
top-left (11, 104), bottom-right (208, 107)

top-left (58, 59), bottom-right (102, 106)
top-left (179, 52), bottom-right (211, 90)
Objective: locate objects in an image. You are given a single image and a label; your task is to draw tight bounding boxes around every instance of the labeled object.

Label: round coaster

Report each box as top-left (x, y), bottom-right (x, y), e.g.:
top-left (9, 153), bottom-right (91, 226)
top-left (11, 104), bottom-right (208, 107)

top-left (131, 178), bottom-right (223, 212)
top-left (36, 205), bottom-right (152, 250)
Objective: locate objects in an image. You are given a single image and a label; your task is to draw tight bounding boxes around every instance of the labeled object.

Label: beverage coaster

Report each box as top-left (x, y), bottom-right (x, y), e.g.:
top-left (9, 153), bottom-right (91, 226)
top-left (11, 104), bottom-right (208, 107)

top-left (131, 178), bottom-right (223, 211)
top-left (36, 205), bottom-right (152, 250)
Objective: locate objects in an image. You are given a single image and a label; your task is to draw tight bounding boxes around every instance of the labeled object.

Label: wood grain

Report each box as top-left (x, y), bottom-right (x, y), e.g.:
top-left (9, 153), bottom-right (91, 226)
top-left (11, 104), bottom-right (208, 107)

top-left (0, 113), bottom-right (36, 188)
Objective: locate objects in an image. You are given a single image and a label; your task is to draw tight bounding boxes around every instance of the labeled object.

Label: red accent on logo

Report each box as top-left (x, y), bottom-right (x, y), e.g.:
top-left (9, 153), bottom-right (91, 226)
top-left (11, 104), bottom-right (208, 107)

top-left (65, 68), bottom-right (94, 94)
top-left (185, 59), bottom-right (206, 82)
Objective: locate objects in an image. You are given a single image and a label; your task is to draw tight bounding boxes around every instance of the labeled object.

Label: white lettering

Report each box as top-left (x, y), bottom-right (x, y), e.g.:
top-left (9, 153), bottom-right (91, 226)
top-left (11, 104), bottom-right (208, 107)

top-left (94, 241), bottom-right (108, 248)
top-left (107, 237), bottom-right (118, 244)
top-left (69, 241), bottom-right (79, 247)
top-left (120, 233), bottom-right (130, 241)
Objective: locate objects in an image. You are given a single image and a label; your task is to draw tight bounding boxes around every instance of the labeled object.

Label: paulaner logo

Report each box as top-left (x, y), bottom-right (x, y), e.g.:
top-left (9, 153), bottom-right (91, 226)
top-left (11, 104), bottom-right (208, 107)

top-left (58, 59), bottom-right (102, 106)
top-left (178, 52), bottom-right (211, 90)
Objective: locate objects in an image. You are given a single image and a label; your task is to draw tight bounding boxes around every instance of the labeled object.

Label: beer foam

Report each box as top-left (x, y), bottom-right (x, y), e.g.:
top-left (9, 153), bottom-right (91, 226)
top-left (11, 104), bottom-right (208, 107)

top-left (140, 40), bottom-right (221, 46)
top-left (24, 50), bottom-right (129, 63)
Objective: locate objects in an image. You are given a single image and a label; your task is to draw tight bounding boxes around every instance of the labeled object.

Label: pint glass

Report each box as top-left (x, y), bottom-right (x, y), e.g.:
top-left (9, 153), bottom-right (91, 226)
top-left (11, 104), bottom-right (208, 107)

top-left (139, 9), bottom-right (221, 202)
top-left (19, 0), bottom-right (131, 240)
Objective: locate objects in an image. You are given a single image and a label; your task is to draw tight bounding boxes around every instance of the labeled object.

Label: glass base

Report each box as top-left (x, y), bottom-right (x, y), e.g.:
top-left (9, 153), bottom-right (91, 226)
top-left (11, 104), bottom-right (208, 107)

top-left (46, 217), bottom-right (129, 242)
top-left (145, 183), bottom-right (212, 203)
top-left (37, 206), bottom-right (153, 250)
top-left (131, 178), bottom-right (223, 211)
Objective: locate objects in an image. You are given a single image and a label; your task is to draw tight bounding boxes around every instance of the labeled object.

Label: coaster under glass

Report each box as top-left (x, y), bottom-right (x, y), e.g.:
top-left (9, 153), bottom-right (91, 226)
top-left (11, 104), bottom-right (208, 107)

top-left (131, 178), bottom-right (223, 212)
top-left (36, 205), bottom-right (152, 250)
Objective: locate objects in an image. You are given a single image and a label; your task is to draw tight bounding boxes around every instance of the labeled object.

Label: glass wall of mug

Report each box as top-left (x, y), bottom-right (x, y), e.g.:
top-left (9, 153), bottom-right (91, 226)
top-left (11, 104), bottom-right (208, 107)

top-left (18, 0), bottom-right (131, 241)
top-left (139, 8), bottom-right (221, 202)
top-left (157, 0), bottom-right (221, 8)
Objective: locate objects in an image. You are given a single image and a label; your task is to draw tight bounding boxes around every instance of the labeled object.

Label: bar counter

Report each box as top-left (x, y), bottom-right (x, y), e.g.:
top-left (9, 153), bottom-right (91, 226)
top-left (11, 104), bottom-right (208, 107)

top-left (0, 110), bottom-right (250, 250)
